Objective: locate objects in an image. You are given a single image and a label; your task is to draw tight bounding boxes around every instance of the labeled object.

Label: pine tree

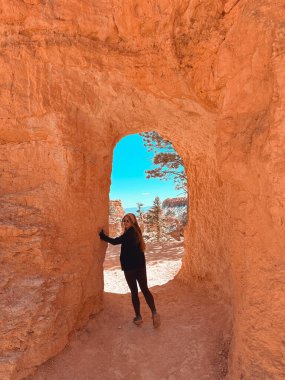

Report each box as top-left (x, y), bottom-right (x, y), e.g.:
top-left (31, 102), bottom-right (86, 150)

top-left (140, 131), bottom-right (187, 195)
top-left (147, 196), bottom-right (163, 242)
top-left (136, 202), bottom-right (144, 221)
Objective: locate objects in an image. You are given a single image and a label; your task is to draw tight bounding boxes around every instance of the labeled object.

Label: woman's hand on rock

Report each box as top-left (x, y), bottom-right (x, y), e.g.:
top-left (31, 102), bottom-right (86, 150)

top-left (99, 229), bottom-right (105, 239)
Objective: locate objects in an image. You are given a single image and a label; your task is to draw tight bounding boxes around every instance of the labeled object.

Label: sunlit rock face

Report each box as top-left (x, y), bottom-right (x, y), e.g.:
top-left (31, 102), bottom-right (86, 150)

top-left (1, 1), bottom-right (284, 379)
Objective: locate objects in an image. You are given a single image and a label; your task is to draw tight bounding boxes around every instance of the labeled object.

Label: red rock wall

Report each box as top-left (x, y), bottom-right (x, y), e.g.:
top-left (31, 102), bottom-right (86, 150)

top-left (0, 1), bottom-right (284, 379)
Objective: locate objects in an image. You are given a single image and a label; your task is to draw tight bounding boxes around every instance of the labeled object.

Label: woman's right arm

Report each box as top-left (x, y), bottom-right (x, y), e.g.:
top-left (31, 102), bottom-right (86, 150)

top-left (99, 230), bottom-right (125, 245)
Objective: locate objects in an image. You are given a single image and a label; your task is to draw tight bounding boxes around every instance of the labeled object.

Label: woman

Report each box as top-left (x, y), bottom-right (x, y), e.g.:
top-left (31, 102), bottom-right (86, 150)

top-left (99, 213), bottom-right (161, 328)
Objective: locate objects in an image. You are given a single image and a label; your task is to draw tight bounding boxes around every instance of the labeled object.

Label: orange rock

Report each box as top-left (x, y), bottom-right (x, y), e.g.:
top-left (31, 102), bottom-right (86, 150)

top-left (0, 1), bottom-right (284, 379)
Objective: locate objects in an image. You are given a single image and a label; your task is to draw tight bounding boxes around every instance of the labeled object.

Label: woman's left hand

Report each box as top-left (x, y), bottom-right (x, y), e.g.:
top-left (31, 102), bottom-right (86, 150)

top-left (99, 229), bottom-right (105, 239)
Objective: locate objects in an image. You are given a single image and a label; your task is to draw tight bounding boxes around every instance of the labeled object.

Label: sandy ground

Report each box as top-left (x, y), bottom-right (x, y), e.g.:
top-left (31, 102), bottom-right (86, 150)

top-left (29, 239), bottom-right (232, 380)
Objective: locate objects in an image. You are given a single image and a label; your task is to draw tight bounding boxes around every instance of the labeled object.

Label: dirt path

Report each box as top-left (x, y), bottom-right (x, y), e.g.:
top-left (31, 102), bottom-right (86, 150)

top-left (29, 241), bottom-right (232, 380)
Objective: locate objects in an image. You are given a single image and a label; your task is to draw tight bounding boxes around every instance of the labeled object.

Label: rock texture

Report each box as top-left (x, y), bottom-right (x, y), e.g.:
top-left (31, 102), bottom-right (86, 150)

top-left (0, 1), bottom-right (284, 379)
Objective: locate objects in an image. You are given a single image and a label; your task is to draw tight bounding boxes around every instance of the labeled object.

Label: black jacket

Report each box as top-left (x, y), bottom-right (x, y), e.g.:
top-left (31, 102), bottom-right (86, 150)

top-left (99, 227), bottom-right (146, 271)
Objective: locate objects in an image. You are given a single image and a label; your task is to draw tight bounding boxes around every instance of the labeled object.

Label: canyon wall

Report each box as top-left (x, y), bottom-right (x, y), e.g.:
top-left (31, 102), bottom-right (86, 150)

top-left (0, 1), bottom-right (284, 379)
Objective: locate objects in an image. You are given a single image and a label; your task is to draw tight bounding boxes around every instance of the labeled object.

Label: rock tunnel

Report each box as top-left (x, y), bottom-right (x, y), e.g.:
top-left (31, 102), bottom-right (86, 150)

top-left (1, 1), bottom-right (284, 379)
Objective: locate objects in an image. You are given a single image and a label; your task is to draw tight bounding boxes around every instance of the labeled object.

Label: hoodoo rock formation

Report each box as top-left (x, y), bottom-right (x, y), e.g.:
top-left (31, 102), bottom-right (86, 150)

top-left (109, 199), bottom-right (125, 235)
top-left (0, 1), bottom-right (284, 379)
top-left (162, 197), bottom-right (187, 223)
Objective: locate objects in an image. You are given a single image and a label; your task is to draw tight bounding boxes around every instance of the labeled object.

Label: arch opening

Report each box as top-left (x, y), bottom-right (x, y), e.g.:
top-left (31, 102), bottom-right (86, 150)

top-left (103, 131), bottom-right (189, 294)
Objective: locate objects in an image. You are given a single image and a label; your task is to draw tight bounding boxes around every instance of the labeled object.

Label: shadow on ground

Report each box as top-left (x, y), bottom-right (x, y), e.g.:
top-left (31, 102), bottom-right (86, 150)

top-left (30, 280), bottom-right (232, 380)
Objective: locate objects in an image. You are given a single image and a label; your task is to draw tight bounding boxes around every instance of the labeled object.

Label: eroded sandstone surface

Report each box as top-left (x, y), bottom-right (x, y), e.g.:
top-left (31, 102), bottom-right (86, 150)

top-left (0, 1), bottom-right (284, 379)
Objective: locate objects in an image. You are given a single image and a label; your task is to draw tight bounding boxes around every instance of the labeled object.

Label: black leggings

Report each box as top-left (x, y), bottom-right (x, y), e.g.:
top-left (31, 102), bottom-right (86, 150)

top-left (124, 267), bottom-right (156, 316)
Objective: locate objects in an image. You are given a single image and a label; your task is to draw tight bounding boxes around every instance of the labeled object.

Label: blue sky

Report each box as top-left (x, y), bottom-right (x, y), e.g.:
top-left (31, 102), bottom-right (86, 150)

top-left (110, 134), bottom-right (180, 209)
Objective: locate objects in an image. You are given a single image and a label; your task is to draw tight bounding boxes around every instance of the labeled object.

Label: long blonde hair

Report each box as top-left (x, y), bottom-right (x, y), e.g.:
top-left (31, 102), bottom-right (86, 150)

top-left (122, 213), bottom-right (146, 252)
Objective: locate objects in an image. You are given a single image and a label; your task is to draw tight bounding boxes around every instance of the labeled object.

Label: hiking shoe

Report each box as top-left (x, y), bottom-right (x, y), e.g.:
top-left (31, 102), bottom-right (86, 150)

top-left (152, 313), bottom-right (161, 328)
top-left (133, 316), bottom-right (143, 326)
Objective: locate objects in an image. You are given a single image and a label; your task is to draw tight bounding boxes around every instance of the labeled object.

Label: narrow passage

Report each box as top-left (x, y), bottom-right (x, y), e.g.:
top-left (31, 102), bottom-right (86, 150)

top-left (30, 242), bottom-right (231, 380)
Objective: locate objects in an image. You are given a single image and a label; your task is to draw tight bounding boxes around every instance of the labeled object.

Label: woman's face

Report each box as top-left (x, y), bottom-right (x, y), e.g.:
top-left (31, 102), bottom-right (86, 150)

top-left (123, 216), bottom-right (132, 230)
